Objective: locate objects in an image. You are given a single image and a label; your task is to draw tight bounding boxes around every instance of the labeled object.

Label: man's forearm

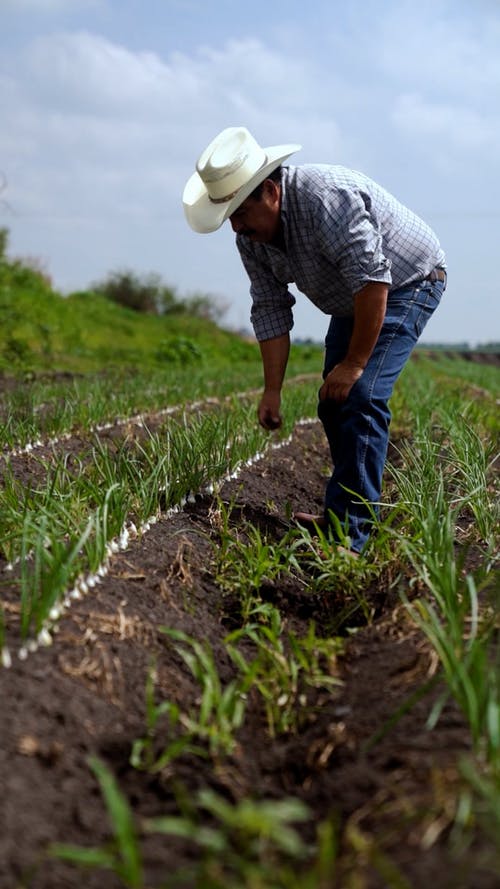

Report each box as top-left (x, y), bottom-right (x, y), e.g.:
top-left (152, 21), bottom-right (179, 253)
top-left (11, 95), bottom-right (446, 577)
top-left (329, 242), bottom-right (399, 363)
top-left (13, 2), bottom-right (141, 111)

top-left (256, 333), bottom-right (290, 430)
top-left (259, 332), bottom-right (290, 392)
top-left (346, 282), bottom-right (388, 368)
top-left (320, 282), bottom-right (388, 402)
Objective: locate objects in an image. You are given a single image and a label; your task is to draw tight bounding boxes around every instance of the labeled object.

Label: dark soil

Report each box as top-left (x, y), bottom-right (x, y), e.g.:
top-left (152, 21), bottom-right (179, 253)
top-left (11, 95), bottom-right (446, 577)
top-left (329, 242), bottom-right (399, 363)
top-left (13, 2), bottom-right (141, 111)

top-left (0, 423), bottom-right (498, 889)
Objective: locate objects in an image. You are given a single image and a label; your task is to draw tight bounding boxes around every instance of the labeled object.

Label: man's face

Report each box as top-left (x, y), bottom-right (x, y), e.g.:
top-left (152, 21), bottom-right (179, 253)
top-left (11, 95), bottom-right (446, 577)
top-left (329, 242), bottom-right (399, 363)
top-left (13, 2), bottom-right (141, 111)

top-left (229, 180), bottom-right (281, 243)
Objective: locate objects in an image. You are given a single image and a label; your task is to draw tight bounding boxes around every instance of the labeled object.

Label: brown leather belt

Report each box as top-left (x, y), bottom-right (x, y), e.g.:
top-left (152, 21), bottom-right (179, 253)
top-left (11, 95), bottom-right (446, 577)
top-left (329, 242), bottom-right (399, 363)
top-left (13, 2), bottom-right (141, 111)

top-left (426, 267), bottom-right (447, 283)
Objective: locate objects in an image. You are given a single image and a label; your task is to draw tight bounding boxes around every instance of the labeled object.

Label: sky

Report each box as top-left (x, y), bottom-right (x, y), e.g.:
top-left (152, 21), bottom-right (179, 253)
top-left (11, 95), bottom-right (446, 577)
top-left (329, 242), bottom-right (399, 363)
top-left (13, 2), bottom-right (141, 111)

top-left (1, 0), bottom-right (499, 345)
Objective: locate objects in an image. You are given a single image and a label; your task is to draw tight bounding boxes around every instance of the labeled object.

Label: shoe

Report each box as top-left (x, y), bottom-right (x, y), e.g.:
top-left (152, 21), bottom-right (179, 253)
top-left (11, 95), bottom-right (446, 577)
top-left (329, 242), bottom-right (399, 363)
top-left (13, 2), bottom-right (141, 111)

top-left (314, 541), bottom-right (360, 561)
top-left (293, 511), bottom-right (327, 530)
top-left (294, 513), bottom-right (360, 559)
top-left (334, 545), bottom-right (359, 560)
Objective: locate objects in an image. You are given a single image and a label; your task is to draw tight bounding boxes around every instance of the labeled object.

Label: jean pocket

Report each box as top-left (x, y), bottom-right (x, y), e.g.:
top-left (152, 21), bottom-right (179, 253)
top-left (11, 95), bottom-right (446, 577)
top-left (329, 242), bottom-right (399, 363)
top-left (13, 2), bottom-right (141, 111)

top-left (413, 284), bottom-right (442, 337)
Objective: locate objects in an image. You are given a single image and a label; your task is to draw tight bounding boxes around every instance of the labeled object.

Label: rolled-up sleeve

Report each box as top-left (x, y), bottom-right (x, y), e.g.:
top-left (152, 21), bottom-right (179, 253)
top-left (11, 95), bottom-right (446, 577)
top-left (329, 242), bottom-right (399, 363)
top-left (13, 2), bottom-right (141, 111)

top-left (316, 187), bottom-right (392, 294)
top-left (237, 237), bottom-right (296, 341)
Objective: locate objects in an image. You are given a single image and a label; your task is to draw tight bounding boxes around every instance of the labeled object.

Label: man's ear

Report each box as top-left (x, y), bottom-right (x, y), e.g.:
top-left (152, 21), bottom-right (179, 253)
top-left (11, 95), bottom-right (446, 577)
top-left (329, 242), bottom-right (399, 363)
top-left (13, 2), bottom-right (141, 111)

top-left (263, 178), bottom-right (281, 206)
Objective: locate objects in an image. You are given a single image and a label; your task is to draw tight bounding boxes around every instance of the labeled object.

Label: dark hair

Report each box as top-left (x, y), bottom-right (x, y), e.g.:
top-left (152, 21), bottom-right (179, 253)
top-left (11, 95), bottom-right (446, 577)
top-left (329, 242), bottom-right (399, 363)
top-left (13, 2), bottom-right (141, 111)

top-left (249, 165), bottom-right (282, 201)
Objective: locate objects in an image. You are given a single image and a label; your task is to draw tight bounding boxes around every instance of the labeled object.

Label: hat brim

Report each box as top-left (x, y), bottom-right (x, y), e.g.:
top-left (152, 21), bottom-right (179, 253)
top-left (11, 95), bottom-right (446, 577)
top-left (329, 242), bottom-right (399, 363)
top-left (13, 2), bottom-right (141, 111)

top-left (183, 143), bottom-right (301, 233)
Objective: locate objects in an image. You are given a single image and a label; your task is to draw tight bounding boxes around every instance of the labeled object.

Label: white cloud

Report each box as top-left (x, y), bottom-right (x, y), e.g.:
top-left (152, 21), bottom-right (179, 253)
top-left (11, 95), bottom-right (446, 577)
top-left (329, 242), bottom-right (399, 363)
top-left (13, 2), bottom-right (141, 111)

top-left (0, 31), bottom-right (348, 222)
top-left (392, 93), bottom-right (500, 158)
top-left (322, 0), bottom-right (500, 172)
top-left (27, 32), bottom-right (177, 116)
top-left (366, 0), bottom-right (500, 103)
top-left (1, 9), bottom-right (499, 343)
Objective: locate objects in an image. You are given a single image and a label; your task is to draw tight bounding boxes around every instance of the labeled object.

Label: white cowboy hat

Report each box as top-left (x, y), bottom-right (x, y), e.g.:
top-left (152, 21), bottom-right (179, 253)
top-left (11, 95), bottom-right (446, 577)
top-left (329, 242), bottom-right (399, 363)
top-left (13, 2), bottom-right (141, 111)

top-left (183, 126), bottom-right (301, 233)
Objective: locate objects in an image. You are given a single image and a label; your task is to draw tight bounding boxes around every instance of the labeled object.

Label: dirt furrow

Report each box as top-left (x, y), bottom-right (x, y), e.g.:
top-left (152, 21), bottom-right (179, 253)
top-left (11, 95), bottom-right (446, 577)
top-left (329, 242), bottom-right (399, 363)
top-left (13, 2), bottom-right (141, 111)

top-left (0, 422), bottom-right (497, 889)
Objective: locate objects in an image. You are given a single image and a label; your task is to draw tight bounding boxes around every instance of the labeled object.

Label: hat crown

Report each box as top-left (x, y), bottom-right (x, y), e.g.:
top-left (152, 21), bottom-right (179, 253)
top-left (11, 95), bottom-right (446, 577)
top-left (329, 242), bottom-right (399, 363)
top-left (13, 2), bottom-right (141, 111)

top-left (182, 126), bottom-right (301, 232)
top-left (196, 127), bottom-right (267, 202)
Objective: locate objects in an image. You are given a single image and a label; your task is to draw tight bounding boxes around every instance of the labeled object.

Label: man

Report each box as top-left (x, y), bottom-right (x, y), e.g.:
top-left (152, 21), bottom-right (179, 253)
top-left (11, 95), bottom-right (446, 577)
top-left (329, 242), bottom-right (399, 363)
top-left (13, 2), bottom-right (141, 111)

top-left (183, 126), bottom-right (446, 554)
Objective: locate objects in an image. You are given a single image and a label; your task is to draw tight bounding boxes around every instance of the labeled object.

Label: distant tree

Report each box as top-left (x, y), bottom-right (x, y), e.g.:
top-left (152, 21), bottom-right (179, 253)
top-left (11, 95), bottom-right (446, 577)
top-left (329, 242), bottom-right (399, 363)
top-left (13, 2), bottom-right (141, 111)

top-left (92, 269), bottom-right (227, 322)
top-left (92, 270), bottom-right (177, 315)
top-left (182, 292), bottom-right (229, 324)
top-left (0, 226), bottom-right (8, 260)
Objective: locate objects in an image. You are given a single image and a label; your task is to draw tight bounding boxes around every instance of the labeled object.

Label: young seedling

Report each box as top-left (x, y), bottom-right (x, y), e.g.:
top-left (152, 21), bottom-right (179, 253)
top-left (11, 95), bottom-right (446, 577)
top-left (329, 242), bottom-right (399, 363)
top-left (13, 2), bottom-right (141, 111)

top-left (130, 661), bottom-right (207, 773)
top-left (144, 789), bottom-right (312, 887)
top-left (50, 756), bottom-right (143, 888)
top-left (212, 497), bottom-right (304, 622)
top-left (152, 628), bottom-right (248, 759)
top-left (226, 605), bottom-right (342, 738)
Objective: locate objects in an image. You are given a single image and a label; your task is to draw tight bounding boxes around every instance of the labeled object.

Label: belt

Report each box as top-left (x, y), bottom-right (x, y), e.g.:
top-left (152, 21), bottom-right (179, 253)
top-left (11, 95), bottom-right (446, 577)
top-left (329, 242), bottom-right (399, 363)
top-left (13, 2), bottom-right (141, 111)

top-left (425, 267), bottom-right (447, 283)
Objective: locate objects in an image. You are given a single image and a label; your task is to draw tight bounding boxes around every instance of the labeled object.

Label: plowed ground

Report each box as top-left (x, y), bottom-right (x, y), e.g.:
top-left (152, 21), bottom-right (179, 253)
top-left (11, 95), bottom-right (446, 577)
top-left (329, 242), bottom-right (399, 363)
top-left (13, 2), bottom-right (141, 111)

top-left (0, 422), bottom-right (497, 889)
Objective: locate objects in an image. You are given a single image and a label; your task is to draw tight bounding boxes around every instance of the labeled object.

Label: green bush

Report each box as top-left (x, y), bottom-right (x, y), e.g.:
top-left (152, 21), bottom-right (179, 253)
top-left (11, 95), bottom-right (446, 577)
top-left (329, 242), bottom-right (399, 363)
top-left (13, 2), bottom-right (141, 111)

top-left (154, 336), bottom-right (202, 365)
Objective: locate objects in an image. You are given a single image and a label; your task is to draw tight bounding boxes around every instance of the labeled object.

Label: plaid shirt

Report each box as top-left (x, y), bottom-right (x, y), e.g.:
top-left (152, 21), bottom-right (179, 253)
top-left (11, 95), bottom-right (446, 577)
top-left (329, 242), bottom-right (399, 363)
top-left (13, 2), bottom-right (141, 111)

top-left (236, 165), bottom-right (446, 341)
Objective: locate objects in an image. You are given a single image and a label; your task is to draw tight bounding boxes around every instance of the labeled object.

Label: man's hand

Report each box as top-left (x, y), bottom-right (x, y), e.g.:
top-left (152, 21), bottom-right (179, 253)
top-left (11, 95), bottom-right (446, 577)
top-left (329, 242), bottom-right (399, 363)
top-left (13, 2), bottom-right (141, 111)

top-left (319, 359), bottom-right (364, 403)
top-left (258, 390), bottom-right (282, 430)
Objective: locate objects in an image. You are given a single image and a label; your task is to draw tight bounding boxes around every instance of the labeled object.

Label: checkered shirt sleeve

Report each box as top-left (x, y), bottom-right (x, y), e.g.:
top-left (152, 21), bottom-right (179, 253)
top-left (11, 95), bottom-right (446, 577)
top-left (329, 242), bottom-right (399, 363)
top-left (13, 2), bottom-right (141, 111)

top-left (237, 239), bottom-right (296, 340)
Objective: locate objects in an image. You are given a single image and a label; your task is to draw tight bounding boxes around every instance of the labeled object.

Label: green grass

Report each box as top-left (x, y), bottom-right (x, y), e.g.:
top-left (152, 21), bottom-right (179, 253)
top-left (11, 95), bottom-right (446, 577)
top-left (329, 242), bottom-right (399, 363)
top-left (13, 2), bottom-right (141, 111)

top-left (3, 238), bottom-right (500, 884)
top-left (0, 252), bottom-right (322, 377)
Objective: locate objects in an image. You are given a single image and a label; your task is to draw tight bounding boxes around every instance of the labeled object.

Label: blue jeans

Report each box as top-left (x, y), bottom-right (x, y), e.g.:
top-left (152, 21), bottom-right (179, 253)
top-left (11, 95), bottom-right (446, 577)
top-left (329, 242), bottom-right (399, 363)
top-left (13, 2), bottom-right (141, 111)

top-left (317, 278), bottom-right (445, 552)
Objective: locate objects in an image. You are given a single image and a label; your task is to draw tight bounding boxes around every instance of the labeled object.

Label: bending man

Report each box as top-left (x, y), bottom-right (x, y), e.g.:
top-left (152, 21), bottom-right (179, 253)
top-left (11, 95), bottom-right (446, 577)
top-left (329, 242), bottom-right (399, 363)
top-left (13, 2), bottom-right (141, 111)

top-left (183, 127), bottom-right (446, 554)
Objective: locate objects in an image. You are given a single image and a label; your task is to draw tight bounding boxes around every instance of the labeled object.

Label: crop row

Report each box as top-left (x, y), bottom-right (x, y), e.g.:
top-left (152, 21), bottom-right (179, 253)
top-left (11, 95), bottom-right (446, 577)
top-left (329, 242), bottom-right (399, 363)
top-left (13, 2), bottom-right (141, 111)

top-left (0, 379), bottom-right (319, 659)
top-left (0, 350), bottom-right (322, 453)
top-left (48, 355), bottom-right (500, 887)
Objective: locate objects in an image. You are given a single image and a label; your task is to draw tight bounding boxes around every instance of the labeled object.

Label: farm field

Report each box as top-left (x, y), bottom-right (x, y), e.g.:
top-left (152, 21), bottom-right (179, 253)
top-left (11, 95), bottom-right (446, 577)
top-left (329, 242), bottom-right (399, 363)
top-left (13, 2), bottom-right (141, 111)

top-left (0, 348), bottom-right (498, 889)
